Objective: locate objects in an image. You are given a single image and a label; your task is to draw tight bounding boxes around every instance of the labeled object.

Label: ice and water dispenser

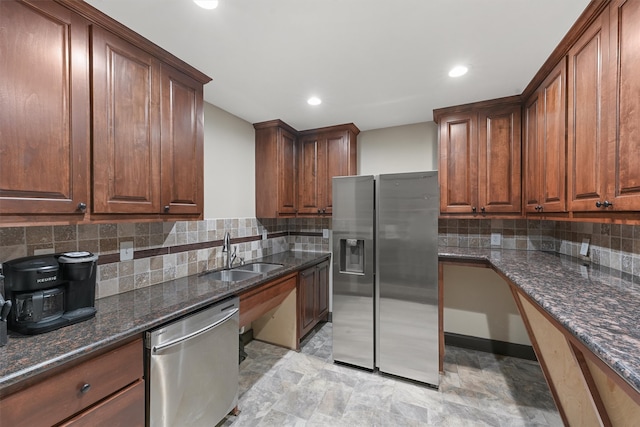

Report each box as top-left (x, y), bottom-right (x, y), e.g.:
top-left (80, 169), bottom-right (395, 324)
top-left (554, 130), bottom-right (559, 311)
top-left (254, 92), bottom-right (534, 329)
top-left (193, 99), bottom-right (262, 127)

top-left (339, 239), bottom-right (365, 274)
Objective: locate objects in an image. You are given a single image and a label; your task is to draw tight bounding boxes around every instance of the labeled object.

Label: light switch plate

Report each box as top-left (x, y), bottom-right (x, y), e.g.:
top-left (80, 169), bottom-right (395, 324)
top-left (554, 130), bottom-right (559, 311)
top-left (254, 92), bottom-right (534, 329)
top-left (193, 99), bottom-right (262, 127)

top-left (491, 233), bottom-right (502, 246)
top-left (323, 229), bottom-right (329, 238)
top-left (120, 241), bottom-right (134, 261)
top-left (580, 238), bottom-right (590, 257)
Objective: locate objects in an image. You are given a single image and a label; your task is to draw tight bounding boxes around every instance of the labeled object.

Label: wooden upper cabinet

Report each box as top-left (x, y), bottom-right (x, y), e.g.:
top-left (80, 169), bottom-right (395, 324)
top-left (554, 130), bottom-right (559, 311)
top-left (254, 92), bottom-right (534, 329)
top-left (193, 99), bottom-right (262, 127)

top-left (254, 120), bottom-right (298, 217)
top-left (255, 121), bottom-right (358, 218)
top-left (297, 127), bottom-right (358, 216)
top-left (478, 105), bottom-right (521, 213)
top-left (159, 64), bottom-right (204, 215)
top-left (436, 98), bottom-right (521, 216)
top-left (523, 59), bottom-right (567, 214)
top-left (438, 113), bottom-right (478, 214)
top-left (567, 8), bottom-right (609, 212)
top-left (607, 0), bottom-right (640, 211)
top-left (91, 28), bottom-right (205, 217)
top-left (523, 94), bottom-right (541, 212)
top-left (91, 26), bottom-right (161, 214)
top-left (0, 1), bottom-right (90, 219)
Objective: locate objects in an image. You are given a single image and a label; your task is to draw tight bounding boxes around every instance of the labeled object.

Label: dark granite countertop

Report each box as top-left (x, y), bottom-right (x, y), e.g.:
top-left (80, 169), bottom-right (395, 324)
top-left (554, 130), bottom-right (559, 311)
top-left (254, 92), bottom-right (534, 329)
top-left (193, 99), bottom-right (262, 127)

top-left (0, 250), bottom-right (330, 394)
top-left (439, 247), bottom-right (640, 395)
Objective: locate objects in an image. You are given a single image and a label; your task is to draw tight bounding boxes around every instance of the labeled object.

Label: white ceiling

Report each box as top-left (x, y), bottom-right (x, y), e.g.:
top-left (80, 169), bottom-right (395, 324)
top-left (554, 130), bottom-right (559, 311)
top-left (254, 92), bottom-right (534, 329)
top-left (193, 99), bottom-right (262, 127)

top-left (85, 0), bottom-right (591, 132)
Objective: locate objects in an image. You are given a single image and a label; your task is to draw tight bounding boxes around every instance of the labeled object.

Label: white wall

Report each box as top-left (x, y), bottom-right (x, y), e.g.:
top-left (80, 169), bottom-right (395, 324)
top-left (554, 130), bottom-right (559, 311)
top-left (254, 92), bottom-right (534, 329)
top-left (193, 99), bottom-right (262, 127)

top-left (358, 121), bottom-right (438, 174)
top-left (443, 265), bottom-right (531, 345)
top-left (203, 102), bottom-right (255, 219)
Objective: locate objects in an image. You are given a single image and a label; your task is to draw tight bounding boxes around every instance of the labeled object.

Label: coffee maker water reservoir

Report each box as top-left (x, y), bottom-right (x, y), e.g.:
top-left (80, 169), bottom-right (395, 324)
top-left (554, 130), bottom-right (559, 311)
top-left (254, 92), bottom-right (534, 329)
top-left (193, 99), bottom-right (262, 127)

top-left (3, 252), bottom-right (98, 335)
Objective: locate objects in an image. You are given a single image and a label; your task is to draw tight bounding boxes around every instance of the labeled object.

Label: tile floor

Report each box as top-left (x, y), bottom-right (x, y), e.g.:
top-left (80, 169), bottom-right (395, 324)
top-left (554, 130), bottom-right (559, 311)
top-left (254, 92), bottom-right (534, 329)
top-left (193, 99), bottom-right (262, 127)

top-left (220, 323), bottom-right (562, 426)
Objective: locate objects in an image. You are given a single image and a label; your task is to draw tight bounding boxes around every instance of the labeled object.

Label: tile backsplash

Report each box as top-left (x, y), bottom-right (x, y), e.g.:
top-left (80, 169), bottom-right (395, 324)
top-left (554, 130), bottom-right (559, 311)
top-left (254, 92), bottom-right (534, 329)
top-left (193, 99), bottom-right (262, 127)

top-left (439, 218), bottom-right (640, 276)
top-left (0, 217), bottom-right (330, 299)
top-left (3, 215), bottom-right (639, 299)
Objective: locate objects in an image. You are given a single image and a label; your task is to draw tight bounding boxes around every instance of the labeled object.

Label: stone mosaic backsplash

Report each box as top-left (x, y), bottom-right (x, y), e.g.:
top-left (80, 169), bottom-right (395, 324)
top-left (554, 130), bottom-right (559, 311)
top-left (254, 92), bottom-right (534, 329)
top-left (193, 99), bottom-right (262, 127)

top-left (439, 218), bottom-right (640, 277)
top-left (3, 215), bottom-right (638, 299)
top-left (0, 217), bottom-right (330, 299)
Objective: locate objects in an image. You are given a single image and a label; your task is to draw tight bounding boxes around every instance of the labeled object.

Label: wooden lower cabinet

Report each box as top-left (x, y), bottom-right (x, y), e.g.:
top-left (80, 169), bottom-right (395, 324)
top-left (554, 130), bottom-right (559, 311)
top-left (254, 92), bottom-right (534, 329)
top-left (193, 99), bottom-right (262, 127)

top-left (298, 260), bottom-right (330, 339)
top-left (510, 286), bottom-right (640, 426)
top-left (0, 338), bottom-right (144, 427)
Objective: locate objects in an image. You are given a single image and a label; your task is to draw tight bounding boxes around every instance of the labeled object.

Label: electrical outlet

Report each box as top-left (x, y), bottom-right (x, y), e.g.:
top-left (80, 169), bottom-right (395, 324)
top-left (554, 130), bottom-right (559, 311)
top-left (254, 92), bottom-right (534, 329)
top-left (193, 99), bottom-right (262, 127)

top-left (491, 233), bottom-right (502, 246)
top-left (120, 241), bottom-right (134, 261)
top-left (323, 229), bottom-right (329, 238)
top-left (262, 230), bottom-right (268, 240)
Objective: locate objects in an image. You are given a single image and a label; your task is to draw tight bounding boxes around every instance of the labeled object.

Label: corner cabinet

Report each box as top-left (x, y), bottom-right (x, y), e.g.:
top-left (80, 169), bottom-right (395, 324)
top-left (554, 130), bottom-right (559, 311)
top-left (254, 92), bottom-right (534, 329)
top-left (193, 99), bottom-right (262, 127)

top-left (254, 121), bottom-right (359, 218)
top-left (298, 260), bottom-right (330, 339)
top-left (0, 1), bottom-right (91, 221)
top-left (297, 125), bottom-right (359, 216)
top-left (435, 98), bottom-right (521, 217)
top-left (0, 0), bottom-right (210, 225)
top-left (254, 120), bottom-right (298, 218)
top-left (523, 59), bottom-right (567, 214)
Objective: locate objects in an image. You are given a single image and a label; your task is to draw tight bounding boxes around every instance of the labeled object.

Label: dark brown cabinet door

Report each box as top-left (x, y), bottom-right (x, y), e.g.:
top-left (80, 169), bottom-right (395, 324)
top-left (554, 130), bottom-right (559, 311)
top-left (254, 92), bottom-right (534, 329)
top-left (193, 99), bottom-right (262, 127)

top-left (523, 94), bottom-right (542, 213)
top-left (567, 9), bottom-right (609, 212)
top-left (297, 136), bottom-right (321, 215)
top-left (91, 26), bottom-right (161, 214)
top-left (0, 1), bottom-right (90, 217)
top-left (478, 105), bottom-right (521, 213)
top-left (608, 0), bottom-right (640, 210)
top-left (438, 113), bottom-right (478, 213)
top-left (298, 266), bottom-right (316, 337)
top-left (315, 261), bottom-right (330, 321)
top-left (539, 59), bottom-right (567, 212)
top-left (278, 129), bottom-right (298, 215)
top-left (160, 64), bottom-right (203, 215)
top-left (323, 132), bottom-right (349, 215)
top-left (523, 59), bottom-right (567, 214)
top-left (254, 121), bottom-right (298, 217)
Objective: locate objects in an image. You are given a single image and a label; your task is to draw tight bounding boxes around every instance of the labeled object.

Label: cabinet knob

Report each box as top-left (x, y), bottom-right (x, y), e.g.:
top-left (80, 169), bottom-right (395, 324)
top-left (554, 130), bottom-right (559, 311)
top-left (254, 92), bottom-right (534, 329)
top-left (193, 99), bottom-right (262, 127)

top-left (77, 202), bottom-right (87, 211)
top-left (472, 206), bottom-right (476, 213)
top-left (481, 207), bottom-right (485, 213)
top-left (322, 209), bottom-right (326, 214)
top-left (164, 205), bottom-right (170, 212)
top-left (318, 209), bottom-right (322, 213)
top-left (603, 200), bottom-right (613, 208)
top-left (80, 383), bottom-right (91, 394)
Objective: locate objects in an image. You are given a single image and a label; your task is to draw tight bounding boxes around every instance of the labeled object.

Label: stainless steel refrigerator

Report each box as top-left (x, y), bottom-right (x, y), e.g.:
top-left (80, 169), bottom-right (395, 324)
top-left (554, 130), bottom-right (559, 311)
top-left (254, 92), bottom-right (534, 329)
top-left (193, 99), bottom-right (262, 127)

top-left (332, 171), bottom-right (439, 386)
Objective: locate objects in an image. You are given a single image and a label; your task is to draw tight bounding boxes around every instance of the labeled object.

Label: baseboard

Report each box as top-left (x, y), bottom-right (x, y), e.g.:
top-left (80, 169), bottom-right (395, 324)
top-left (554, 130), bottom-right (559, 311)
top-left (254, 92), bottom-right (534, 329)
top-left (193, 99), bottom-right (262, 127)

top-left (444, 332), bottom-right (537, 361)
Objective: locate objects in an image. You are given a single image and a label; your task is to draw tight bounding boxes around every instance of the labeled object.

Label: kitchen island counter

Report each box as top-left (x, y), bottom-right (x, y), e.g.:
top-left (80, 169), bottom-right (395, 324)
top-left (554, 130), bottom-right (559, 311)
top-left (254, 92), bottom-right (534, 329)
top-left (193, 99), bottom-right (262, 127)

top-left (439, 247), bottom-right (640, 396)
top-left (0, 250), bottom-right (330, 395)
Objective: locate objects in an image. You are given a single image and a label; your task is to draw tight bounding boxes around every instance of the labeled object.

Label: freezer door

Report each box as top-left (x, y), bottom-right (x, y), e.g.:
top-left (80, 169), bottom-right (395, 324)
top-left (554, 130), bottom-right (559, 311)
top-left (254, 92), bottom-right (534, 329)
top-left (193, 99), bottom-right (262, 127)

top-left (377, 171), bottom-right (439, 386)
top-left (332, 175), bottom-right (375, 369)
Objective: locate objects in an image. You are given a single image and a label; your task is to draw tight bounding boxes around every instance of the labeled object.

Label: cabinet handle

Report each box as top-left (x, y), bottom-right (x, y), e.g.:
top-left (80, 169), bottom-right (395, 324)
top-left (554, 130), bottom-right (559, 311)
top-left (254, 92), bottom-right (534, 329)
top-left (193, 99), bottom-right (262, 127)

top-left (472, 207), bottom-right (476, 213)
top-left (317, 209), bottom-right (322, 213)
top-left (80, 383), bottom-right (91, 394)
top-left (597, 200), bottom-right (613, 208)
top-left (77, 202), bottom-right (87, 211)
top-left (164, 205), bottom-right (170, 212)
top-left (322, 209), bottom-right (326, 214)
top-left (481, 207), bottom-right (485, 213)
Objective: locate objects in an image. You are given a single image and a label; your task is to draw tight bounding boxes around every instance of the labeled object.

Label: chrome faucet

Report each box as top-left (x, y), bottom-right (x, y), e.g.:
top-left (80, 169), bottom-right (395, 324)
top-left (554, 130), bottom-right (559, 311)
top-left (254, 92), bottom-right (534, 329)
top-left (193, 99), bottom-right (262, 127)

top-left (222, 232), bottom-right (237, 269)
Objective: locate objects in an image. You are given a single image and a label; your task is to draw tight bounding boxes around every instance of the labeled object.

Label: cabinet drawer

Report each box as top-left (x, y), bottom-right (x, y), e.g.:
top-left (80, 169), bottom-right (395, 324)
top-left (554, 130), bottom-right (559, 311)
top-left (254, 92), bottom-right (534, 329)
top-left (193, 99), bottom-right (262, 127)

top-left (0, 338), bottom-right (143, 427)
top-left (61, 379), bottom-right (145, 427)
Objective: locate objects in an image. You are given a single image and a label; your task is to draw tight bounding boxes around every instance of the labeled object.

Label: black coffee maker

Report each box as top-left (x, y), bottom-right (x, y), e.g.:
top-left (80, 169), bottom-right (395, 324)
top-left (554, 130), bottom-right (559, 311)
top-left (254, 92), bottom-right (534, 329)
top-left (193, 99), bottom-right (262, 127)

top-left (2, 252), bottom-right (98, 335)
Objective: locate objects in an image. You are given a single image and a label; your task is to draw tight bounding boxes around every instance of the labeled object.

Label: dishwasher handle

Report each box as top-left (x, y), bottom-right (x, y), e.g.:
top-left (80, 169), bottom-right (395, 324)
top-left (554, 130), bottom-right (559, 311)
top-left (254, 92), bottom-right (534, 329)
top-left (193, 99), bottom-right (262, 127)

top-left (152, 308), bottom-right (239, 354)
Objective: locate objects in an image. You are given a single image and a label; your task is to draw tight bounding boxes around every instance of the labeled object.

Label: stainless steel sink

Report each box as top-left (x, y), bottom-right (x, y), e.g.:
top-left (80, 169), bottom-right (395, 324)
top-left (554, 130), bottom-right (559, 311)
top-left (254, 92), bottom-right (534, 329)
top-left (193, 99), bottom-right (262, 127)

top-left (205, 269), bottom-right (261, 282)
top-left (233, 263), bottom-right (284, 273)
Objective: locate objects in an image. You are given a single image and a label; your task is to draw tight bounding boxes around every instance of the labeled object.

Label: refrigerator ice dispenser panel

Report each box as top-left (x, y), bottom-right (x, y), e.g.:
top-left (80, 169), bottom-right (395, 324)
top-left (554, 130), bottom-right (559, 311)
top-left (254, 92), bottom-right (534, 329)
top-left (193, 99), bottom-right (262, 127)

top-left (339, 239), bottom-right (364, 274)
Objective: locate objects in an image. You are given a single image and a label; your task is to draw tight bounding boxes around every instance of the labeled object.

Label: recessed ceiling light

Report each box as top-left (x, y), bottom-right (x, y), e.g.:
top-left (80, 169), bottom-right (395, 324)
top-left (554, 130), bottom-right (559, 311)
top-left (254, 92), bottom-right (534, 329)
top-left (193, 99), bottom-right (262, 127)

top-left (448, 65), bottom-right (468, 78)
top-left (193, 0), bottom-right (219, 10)
top-left (307, 97), bottom-right (322, 106)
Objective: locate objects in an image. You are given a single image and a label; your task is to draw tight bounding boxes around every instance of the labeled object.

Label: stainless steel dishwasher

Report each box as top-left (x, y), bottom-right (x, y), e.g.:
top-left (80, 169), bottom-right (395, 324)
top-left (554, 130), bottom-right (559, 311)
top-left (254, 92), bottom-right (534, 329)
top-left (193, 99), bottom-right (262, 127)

top-left (145, 297), bottom-right (239, 426)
